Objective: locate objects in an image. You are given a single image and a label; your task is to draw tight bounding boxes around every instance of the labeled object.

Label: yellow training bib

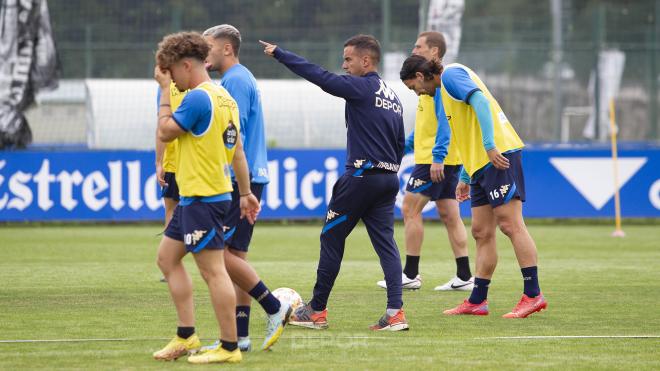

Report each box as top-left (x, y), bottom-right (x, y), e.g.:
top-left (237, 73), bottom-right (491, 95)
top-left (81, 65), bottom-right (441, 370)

top-left (176, 82), bottom-right (240, 197)
top-left (440, 64), bottom-right (524, 176)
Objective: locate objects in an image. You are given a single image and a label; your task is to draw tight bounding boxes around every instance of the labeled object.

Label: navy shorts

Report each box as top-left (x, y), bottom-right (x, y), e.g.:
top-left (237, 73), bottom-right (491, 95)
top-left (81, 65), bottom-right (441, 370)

top-left (164, 200), bottom-right (230, 253)
top-left (161, 172), bottom-right (180, 201)
top-left (224, 182), bottom-right (265, 252)
top-left (405, 164), bottom-right (461, 201)
top-left (470, 151), bottom-right (526, 208)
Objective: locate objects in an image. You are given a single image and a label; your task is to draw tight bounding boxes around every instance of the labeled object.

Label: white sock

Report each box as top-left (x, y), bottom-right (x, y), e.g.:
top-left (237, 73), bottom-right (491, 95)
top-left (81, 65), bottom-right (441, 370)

top-left (386, 308), bottom-right (400, 316)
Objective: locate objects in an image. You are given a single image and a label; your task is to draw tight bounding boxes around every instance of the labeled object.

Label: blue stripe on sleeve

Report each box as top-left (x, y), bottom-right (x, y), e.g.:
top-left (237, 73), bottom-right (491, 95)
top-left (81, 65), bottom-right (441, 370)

top-left (459, 166), bottom-right (471, 184)
top-left (432, 90), bottom-right (450, 163)
top-left (441, 67), bottom-right (481, 103)
top-left (404, 129), bottom-right (415, 154)
top-left (468, 91), bottom-right (496, 151)
top-left (172, 89), bottom-right (212, 135)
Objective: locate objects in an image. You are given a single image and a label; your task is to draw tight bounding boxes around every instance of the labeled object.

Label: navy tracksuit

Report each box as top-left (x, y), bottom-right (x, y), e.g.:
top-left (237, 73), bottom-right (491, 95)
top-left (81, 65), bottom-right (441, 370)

top-left (274, 47), bottom-right (406, 310)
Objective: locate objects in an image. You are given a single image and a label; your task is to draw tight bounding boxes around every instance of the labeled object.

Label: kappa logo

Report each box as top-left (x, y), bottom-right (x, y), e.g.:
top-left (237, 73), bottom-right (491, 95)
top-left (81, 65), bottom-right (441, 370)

top-left (184, 229), bottom-right (207, 245)
top-left (223, 226), bottom-right (231, 232)
top-left (500, 184), bottom-right (510, 196)
top-left (375, 79), bottom-right (397, 100)
top-left (326, 209), bottom-right (339, 222)
top-left (413, 178), bottom-right (427, 188)
top-left (374, 79), bottom-right (402, 115)
top-left (236, 311), bottom-right (248, 318)
top-left (354, 159), bottom-right (365, 168)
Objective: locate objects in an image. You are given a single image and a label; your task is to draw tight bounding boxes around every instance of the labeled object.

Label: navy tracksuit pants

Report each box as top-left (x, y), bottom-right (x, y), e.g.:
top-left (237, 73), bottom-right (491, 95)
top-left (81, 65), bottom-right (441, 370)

top-left (309, 169), bottom-right (403, 311)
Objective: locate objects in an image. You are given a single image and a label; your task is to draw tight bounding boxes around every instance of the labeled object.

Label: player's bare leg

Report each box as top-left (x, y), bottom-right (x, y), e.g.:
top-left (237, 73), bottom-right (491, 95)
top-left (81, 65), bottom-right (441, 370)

top-left (493, 199), bottom-right (537, 267)
top-left (493, 199), bottom-right (546, 318)
top-left (403, 191), bottom-right (429, 257)
top-left (226, 249), bottom-right (253, 350)
top-left (193, 249), bottom-right (237, 342)
top-left (436, 199), bottom-right (468, 259)
top-left (159, 198), bottom-right (178, 283)
top-left (471, 205), bottom-right (498, 280)
top-left (223, 248), bottom-right (291, 350)
top-left (227, 250), bottom-right (253, 306)
top-left (433, 198), bottom-right (473, 291)
top-left (157, 236), bottom-right (194, 327)
top-left (444, 205), bottom-right (495, 315)
top-left (224, 249), bottom-right (259, 293)
top-left (163, 198), bottom-right (178, 226)
top-left (393, 192), bottom-right (428, 289)
top-left (153, 236), bottom-right (200, 360)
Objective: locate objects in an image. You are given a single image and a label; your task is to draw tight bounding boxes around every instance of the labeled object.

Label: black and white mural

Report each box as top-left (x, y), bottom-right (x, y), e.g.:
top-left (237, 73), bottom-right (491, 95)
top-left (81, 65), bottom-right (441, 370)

top-left (0, 0), bottom-right (59, 149)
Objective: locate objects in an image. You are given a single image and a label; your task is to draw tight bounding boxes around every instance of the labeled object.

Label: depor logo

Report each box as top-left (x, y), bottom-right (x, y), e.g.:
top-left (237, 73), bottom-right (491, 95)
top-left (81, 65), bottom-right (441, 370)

top-left (374, 79), bottom-right (402, 115)
top-left (550, 157), bottom-right (648, 210)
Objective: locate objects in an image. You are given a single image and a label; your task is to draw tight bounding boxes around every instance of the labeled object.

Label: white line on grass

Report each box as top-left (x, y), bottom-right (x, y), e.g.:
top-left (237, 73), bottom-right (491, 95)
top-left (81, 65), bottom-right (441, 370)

top-left (0, 335), bottom-right (398, 344)
top-left (478, 335), bottom-right (660, 340)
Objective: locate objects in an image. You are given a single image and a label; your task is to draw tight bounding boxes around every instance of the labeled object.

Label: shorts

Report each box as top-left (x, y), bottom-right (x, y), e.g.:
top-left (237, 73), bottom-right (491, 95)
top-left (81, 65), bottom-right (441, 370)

top-left (161, 172), bottom-right (180, 201)
top-left (405, 164), bottom-right (461, 201)
top-left (470, 150), bottom-right (526, 208)
top-left (224, 182), bottom-right (265, 252)
top-left (164, 200), bottom-right (230, 253)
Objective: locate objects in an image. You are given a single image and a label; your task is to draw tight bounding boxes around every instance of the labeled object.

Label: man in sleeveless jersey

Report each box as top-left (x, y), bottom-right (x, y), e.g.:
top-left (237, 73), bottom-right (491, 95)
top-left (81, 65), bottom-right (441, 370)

top-left (376, 31), bottom-right (472, 293)
top-left (155, 82), bottom-right (186, 283)
top-left (400, 55), bottom-right (547, 319)
top-left (151, 32), bottom-right (286, 364)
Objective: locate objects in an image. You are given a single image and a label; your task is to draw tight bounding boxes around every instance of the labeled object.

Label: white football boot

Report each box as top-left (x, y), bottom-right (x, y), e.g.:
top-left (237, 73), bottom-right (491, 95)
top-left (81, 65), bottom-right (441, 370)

top-left (376, 273), bottom-right (422, 290)
top-left (434, 276), bottom-right (474, 291)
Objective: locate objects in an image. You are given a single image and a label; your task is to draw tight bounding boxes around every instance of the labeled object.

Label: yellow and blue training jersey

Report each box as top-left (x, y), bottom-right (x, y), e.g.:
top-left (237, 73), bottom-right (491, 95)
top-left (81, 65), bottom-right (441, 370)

top-left (172, 81), bottom-right (240, 197)
top-left (160, 82), bottom-right (187, 173)
top-left (440, 63), bottom-right (524, 177)
top-left (413, 94), bottom-right (461, 165)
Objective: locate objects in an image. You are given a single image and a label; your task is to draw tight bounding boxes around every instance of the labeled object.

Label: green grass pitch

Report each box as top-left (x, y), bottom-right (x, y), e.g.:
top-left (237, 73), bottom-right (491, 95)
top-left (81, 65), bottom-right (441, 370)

top-left (1, 223), bottom-right (659, 369)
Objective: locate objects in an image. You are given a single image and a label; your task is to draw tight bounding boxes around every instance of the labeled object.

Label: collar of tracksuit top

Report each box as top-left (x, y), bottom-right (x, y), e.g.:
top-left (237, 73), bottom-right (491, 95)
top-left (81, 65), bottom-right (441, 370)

top-left (273, 47), bottom-right (405, 174)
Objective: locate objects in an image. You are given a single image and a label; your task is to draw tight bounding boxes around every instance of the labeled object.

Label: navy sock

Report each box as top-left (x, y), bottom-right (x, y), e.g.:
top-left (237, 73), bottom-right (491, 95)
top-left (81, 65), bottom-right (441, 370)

top-left (177, 326), bottom-right (195, 339)
top-left (248, 281), bottom-right (281, 315)
top-left (220, 339), bottom-right (238, 352)
top-left (456, 256), bottom-right (472, 281)
top-left (236, 306), bottom-right (250, 338)
top-left (468, 277), bottom-right (490, 304)
top-left (403, 255), bottom-right (420, 279)
top-left (521, 266), bottom-right (540, 298)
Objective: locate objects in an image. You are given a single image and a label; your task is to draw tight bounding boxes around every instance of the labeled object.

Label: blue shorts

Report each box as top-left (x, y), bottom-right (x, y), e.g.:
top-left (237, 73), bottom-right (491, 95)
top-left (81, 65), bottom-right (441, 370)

top-left (164, 200), bottom-right (230, 253)
top-left (161, 172), bottom-right (180, 201)
top-left (405, 164), bottom-right (461, 201)
top-left (470, 151), bottom-right (526, 208)
top-left (224, 182), bottom-right (265, 252)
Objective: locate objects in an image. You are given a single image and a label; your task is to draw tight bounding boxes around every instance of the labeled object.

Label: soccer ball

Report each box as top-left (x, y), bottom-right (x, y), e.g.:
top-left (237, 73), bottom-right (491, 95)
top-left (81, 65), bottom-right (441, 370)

top-left (272, 287), bottom-right (303, 314)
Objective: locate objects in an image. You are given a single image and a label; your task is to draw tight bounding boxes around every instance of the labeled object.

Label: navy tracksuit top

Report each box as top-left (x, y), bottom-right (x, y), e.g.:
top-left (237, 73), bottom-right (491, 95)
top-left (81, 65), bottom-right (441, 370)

top-left (273, 47), bottom-right (405, 173)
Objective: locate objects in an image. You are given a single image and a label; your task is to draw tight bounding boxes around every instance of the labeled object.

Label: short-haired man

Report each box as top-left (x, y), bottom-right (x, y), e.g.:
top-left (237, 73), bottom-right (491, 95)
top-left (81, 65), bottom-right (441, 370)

top-left (376, 31), bottom-right (473, 292)
top-left (201, 24), bottom-right (273, 353)
top-left (151, 31), bottom-right (261, 364)
top-left (261, 35), bottom-right (409, 331)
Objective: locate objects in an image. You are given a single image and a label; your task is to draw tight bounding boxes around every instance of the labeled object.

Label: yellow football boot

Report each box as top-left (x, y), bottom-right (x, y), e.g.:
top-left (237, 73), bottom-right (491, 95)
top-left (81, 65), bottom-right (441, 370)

top-left (187, 345), bottom-right (242, 364)
top-left (153, 334), bottom-right (201, 361)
